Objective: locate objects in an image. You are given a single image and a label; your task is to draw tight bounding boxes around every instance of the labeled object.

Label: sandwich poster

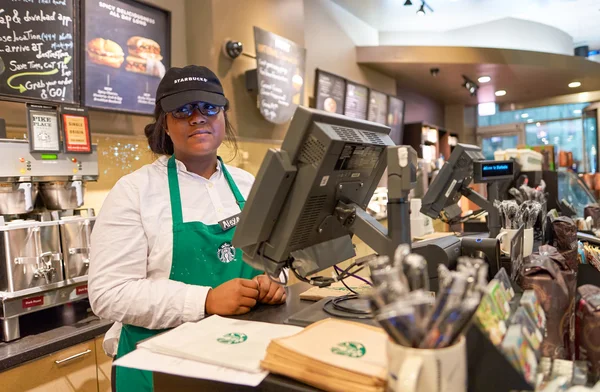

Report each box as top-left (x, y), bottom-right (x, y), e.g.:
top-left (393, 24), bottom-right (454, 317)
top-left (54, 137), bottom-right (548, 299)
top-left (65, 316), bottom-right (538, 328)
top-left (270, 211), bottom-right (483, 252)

top-left (82, 0), bottom-right (170, 115)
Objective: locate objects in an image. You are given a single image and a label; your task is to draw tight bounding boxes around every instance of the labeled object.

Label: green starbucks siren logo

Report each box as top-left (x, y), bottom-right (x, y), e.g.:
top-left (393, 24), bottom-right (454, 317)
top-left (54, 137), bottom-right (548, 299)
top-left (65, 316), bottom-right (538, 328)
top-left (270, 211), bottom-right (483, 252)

top-left (217, 332), bottom-right (248, 345)
top-left (331, 341), bottom-right (366, 358)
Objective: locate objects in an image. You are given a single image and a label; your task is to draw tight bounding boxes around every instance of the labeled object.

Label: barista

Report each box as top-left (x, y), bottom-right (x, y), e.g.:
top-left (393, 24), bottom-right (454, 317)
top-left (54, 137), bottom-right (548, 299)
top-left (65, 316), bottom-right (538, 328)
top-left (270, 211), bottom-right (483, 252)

top-left (88, 65), bottom-right (286, 392)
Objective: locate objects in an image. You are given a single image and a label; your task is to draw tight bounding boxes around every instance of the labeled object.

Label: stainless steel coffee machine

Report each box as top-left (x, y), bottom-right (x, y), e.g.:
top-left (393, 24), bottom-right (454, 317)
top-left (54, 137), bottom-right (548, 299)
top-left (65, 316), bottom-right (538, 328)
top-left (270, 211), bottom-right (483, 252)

top-left (0, 139), bottom-right (98, 341)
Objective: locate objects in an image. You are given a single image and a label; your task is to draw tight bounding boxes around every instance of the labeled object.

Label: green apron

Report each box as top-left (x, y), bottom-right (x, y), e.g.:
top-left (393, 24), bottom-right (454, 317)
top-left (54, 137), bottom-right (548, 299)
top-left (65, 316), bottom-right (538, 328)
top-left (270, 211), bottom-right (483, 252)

top-left (114, 155), bottom-right (263, 392)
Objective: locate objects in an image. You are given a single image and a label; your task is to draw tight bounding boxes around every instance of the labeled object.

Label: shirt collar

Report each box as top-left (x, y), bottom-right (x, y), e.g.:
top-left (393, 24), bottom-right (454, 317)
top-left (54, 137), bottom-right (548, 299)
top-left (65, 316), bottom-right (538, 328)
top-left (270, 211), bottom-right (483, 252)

top-left (155, 156), bottom-right (222, 178)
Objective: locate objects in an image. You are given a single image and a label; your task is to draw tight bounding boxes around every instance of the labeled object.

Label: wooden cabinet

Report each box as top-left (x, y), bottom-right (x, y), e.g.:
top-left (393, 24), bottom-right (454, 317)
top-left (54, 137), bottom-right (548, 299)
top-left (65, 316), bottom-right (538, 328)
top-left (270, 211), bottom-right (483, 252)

top-left (95, 336), bottom-right (112, 392)
top-left (0, 335), bottom-right (113, 392)
top-left (0, 340), bottom-right (98, 392)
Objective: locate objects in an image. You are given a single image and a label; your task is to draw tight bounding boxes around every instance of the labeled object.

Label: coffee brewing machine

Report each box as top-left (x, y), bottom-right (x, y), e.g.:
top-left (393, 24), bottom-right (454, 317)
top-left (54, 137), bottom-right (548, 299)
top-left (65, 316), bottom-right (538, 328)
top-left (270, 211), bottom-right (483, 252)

top-left (0, 139), bottom-right (98, 341)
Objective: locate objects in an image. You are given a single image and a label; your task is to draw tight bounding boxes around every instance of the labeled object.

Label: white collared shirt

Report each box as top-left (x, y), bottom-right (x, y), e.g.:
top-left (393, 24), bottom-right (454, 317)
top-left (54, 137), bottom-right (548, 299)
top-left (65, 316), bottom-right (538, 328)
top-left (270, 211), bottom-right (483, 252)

top-left (88, 156), bottom-right (254, 355)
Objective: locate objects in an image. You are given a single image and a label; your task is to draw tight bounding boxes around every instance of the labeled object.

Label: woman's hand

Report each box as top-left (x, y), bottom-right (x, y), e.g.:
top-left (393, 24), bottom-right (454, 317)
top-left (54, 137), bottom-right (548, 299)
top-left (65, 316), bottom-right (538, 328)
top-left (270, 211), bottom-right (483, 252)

top-left (254, 274), bottom-right (287, 305)
top-left (205, 278), bottom-right (259, 315)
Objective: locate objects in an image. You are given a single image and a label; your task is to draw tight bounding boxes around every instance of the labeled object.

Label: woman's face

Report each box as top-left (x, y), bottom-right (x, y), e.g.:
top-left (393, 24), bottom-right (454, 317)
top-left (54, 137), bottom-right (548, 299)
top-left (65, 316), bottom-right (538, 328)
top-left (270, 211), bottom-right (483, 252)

top-left (165, 102), bottom-right (226, 159)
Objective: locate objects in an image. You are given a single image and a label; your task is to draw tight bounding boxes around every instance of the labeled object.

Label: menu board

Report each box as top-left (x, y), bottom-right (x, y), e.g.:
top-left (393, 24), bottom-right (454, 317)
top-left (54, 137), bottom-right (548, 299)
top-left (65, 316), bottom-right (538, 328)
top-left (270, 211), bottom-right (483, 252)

top-left (387, 96), bottom-right (405, 145)
top-left (315, 69), bottom-right (345, 114)
top-left (344, 81), bottom-right (368, 120)
top-left (253, 27), bottom-right (306, 124)
top-left (367, 90), bottom-right (387, 125)
top-left (0, 1), bottom-right (76, 103)
top-left (83, 0), bottom-right (170, 115)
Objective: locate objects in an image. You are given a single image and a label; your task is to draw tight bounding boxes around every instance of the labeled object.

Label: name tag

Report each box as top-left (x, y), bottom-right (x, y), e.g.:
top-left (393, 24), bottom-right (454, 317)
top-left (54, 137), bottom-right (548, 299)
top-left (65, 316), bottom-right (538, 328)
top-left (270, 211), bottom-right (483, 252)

top-left (218, 214), bottom-right (241, 230)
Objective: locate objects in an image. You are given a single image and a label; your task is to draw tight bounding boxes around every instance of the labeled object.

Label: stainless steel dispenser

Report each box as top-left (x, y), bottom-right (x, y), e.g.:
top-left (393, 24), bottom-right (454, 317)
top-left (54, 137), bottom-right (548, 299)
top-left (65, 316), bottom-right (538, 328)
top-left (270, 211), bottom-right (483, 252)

top-left (0, 139), bottom-right (99, 341)
top-left (59, 216), bottom-right (96, 280)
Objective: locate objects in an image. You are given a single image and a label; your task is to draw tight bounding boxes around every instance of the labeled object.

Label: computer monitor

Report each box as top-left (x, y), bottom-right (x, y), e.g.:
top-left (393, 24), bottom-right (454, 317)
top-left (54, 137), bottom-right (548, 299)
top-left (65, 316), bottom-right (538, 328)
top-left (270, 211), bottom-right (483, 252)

top-left (420, 143), bottom-right (515, 237)
top-left (420, 143), bottom-right (485, 222)
top-left (232, 106), bottom-right (397, 278)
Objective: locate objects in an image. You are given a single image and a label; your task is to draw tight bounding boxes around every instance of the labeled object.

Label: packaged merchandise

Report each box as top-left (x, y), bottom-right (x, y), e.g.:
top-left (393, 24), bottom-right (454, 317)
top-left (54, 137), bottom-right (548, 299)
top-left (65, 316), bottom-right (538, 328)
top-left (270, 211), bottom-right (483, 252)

top-left (520, 259), bottom-right (570, 359)
top-left (575, 285), bottom-right (600, 383)
top-left (512, 307), bottom-right (543, 356)
top-left (501, 324), bottom-right (539, 384)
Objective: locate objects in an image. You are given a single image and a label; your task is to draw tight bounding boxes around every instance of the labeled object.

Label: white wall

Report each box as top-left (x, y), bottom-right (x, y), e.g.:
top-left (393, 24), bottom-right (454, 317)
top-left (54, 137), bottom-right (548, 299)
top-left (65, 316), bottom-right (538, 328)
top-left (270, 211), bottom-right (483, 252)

top-left (380, 17), bottom-right (574, 56)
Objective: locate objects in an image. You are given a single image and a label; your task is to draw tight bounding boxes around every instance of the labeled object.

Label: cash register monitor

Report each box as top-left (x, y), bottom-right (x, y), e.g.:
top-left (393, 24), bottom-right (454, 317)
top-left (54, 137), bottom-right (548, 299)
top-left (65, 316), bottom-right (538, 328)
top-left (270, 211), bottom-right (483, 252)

top-left (232, 106), bottom-right (395, 278)
top-left (420, 143), bottom-right (485, 221)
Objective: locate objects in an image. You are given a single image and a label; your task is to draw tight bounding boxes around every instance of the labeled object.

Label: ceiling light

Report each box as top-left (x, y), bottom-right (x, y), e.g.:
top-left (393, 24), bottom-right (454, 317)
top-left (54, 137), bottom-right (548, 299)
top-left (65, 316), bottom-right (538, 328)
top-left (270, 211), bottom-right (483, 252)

top-left (462, 75), bottom-right (479, 97)
top-left (569, 81), bottom-right (582, 88)
top-left (527, 119), bottom-right (534, 123)
top-left (415, 1), bottom-right (433, 15)
top-left (478, 76), bottom-right (491, 83)
top-left (495, 90), bottom-right (507, 97)
top-left (404, 0), bottom-right (412, 5)
top-left (521, 113), bottom-right (529, 118)
top-left (536, 122), bottom-right (541, 127)
top-left (573, 109), bottom-right (582, 114)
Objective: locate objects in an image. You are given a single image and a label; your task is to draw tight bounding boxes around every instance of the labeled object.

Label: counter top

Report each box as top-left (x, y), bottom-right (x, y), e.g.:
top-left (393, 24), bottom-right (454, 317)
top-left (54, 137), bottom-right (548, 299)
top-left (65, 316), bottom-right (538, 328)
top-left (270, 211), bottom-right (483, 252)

top-left (0, 300), bottom-right (113, 371)
top-left (154, 282), bottom-right (323, 392)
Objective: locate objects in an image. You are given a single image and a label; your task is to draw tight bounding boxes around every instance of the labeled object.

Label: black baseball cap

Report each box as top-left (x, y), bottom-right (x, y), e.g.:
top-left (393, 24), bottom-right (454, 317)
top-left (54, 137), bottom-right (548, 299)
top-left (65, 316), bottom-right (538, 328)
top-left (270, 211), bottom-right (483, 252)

top-left (156, 65), bottom-right (229, 112)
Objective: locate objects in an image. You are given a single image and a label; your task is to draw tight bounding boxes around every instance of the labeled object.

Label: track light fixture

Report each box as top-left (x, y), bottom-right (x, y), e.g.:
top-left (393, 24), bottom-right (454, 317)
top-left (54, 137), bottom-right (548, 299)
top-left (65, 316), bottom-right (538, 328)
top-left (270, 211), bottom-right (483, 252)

top-left (462, 75), bottom-right (479, 97)
top-left (404, 0), bottom-right (413, 5)
top-left (416, 1), bottom-right (434, 15)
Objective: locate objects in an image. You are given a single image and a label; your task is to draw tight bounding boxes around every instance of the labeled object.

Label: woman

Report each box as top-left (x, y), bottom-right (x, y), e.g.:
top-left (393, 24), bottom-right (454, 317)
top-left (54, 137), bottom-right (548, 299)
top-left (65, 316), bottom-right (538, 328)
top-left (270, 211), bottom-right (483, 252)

top-left (89, 65), bottom-right (287, 392)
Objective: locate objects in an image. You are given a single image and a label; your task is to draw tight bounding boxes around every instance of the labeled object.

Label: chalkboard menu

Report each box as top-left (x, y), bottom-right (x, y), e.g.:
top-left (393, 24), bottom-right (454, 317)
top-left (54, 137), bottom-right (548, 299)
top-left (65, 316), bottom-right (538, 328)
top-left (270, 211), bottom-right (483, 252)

top-left (367, 90), bottom-right (387, 125)
top-left (253, 27), bottom-right (306, 124)
top-left (388, 96), bottom-right (405, 145)
top-left (82, 0), bottom-right (170, 115)
top-left (0, 1), bottom-right (77, 103)
top-left (315, 69), bottom-right (345, 114)
top-left (344, 81), bottom-right (368, 120)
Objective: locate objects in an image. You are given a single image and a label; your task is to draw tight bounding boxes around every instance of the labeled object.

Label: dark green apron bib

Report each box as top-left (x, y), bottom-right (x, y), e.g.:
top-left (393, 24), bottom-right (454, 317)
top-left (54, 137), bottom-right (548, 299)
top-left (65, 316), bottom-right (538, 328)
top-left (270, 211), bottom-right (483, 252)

top-left (114, 155), bottom-right (263, 392)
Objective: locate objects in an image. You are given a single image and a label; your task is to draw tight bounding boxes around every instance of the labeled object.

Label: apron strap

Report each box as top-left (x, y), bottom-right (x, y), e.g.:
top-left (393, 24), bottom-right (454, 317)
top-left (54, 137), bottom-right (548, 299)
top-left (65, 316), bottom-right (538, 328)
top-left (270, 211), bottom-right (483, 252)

top-left (218, 157), bottom-right (246, 208)
top-left (167, 155), bottom-right (184, 225)
top-left (168, 156), bottom-right (245, 225)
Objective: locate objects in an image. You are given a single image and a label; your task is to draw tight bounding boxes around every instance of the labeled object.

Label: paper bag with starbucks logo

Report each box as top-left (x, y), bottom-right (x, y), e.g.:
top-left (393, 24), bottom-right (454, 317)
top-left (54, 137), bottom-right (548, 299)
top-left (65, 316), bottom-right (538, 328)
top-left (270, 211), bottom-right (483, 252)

top-left (262, 318), bottom-right (387, 392)
top-left (138, 315), bottom-right (302, 373)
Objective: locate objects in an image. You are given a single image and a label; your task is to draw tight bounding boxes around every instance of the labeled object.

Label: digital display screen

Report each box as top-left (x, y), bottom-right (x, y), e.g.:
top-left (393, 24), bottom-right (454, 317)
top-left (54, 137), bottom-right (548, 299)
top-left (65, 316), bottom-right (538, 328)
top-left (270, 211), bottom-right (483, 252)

top-left (41, 154), bottom-right (58, 160)
top-left (481, 162), bottom-right (514, 177)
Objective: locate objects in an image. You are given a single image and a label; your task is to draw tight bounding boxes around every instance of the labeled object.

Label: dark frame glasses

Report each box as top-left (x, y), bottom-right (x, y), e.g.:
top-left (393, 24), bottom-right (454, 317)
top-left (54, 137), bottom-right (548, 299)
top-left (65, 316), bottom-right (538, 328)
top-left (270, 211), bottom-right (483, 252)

top-left (171, 102), bottom-right (223, 119)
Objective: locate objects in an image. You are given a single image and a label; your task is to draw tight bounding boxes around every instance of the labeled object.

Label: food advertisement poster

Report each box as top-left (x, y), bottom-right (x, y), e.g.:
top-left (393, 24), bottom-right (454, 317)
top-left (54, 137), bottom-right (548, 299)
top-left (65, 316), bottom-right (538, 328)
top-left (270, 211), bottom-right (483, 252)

top-left (83, 0), bottom-right (170, 114)
top-left (0, 1), bottom-right (76, 103)
top-left (367, 90), bottom-right (388, 125)
top-left (253, 27), bottom-right (306, 124)
top-left (61, 106), bottom-right (92, 153)
top-left (343, 81), bottom-right (368, 120)
top-left (315, 69), bottom-right (345, 115)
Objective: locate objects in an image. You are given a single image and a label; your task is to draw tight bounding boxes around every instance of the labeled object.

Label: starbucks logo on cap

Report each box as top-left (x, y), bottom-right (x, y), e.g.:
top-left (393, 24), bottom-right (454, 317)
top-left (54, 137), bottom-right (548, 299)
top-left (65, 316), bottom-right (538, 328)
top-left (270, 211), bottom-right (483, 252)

top-left (217, 332), bottom-right (247, 345)
top-left (331, 341), bottom-right (366, 358)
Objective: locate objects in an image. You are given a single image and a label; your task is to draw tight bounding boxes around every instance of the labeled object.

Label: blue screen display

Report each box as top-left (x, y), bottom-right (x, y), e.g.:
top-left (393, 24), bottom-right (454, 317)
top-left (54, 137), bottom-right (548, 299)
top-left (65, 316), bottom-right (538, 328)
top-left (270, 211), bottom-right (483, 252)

top-left (481, 162), bottom-right (514, 177)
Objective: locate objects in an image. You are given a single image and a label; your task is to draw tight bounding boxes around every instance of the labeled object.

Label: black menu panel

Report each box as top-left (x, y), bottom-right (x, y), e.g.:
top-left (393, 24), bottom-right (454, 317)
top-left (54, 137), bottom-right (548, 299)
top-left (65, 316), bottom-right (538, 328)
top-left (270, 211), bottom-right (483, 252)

top-left (315, 69), bottom-right (344, 114)
top-left (0, 0), bottom-right (76, 103)
top-left (82, 0), bottom-right (170, 115)
top-left (367, 89), bottom-right (387, 125)
top-left (387, 96), bottom-right (405, 145)
top-left (343, 81), bottom-right (368, 120)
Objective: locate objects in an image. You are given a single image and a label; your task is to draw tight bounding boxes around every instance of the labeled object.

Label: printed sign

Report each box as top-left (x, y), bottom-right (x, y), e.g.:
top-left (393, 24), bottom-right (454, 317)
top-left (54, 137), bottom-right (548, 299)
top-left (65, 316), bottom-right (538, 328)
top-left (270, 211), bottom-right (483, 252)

top-left (22, 295), bottom-right (44, 309)
top-left (76, 284), bottom-right (88, 295)
top-left (343, 82), bottom-right (368, 120)
top-left (253, 27), bottom-right (306, 124)
top-left (61, 106), bottom-right (92, 153)
top-left (367, 90), bottom-right (387, 125)
top-left (26, 104), bottom-right (60, 153)
top-left (0, 1), bottom-right (76, 103)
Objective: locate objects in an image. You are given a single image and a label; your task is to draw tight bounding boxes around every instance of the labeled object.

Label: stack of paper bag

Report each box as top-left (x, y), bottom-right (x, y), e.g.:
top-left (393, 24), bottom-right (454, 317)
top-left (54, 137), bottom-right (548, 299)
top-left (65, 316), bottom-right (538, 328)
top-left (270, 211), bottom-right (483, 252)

top-left (261, 318), bottom-right (388, 392)
top-left (138, 315), bottom-right (302, 373)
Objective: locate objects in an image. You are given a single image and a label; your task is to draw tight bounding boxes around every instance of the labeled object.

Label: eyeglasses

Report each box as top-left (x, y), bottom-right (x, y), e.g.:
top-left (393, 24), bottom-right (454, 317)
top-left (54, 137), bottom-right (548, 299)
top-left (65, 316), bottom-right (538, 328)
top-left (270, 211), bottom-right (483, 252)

top-left (171, 102), bottom-right (223, 119)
